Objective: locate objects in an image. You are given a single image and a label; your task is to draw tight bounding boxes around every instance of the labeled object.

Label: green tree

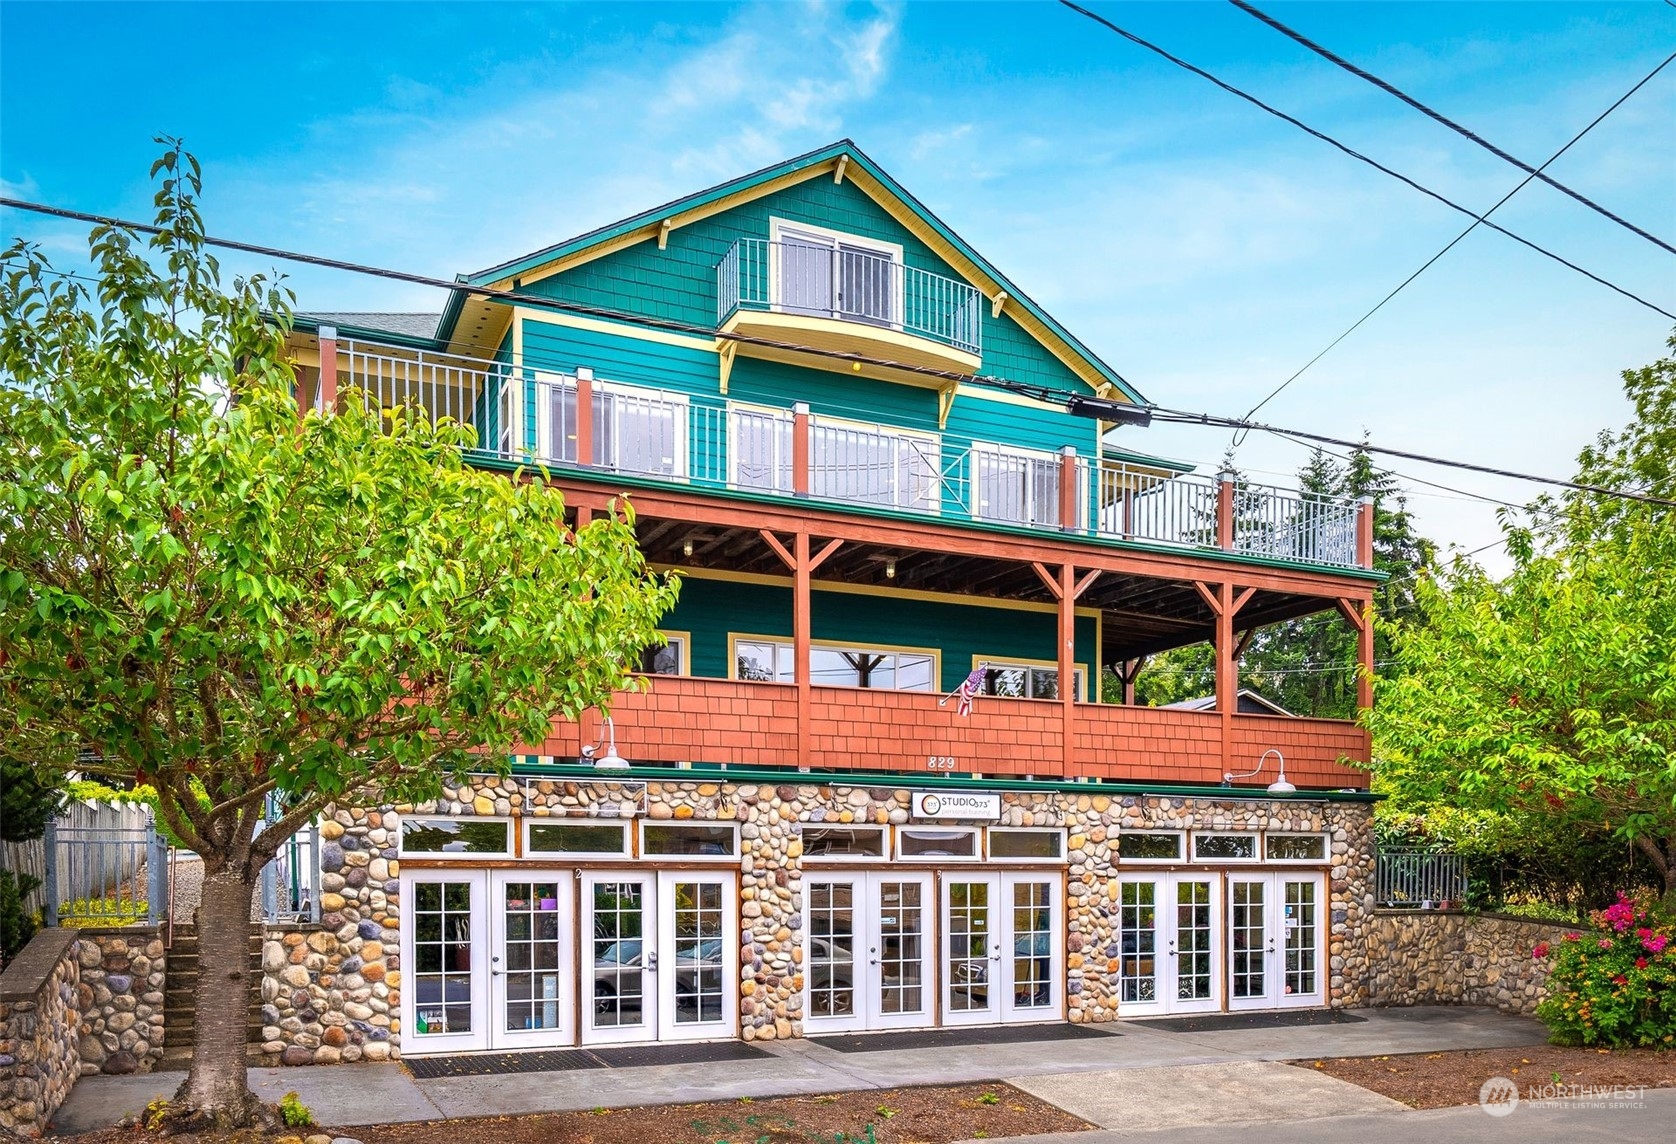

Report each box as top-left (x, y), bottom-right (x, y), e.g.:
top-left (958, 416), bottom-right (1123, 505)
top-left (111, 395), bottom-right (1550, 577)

top-left (1369, 338), bottom-right (1676, 900)
top-left (0, 143), bottom-right (677, 1126)
top-left (0, 757), bottom-right (63, 842)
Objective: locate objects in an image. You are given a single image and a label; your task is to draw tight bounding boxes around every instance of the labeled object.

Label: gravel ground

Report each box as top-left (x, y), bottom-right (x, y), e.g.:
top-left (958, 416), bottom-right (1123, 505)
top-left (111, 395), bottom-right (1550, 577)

top-left (164, 854), bottom-right (263, 923)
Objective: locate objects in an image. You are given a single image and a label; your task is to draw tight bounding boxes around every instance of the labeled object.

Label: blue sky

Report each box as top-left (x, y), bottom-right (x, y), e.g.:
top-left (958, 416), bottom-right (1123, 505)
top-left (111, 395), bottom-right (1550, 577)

top-left (3, 1), bottom-right (1673, 568)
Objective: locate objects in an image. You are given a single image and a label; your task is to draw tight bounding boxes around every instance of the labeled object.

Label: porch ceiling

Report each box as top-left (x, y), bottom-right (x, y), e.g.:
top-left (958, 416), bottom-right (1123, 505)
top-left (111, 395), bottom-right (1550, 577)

top-left (626, 515), bottom-right (1349, 663)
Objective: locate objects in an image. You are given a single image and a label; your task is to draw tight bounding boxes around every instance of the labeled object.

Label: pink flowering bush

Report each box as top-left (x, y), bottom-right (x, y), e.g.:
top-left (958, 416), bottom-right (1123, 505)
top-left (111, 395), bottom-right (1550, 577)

top-left (1535, 892), bottom-right (1676, 1047)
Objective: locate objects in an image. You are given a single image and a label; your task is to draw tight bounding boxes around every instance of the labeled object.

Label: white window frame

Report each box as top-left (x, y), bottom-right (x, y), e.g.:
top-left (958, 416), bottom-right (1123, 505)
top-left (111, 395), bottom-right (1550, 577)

top-left (532, 371), bottom-right (689, 478)
top-left (639, 821), bottom-right (741, 861)
top-left (1190, 831), bottom-right (1261, 864)
top-left (971, 442), bottom-right (1088, 530)
top-left (730, 634), bottom-right (941, 692)
top-left (1263, 832), bottom-right (1330, 864)
top-left (523, 819), bottom-right (630, 858)
top-left (1118, 830), bottom-right (1185, 864)
top-left (797, 825), bottom-right (889, 862)
top-left (974, 657), bottom-right (1088, 703)
top-left (986, 827), bottom-right (1068, 864)
top-left (768, 217), bottom-right (905, 326)
top-left (896, 826), bottom-right (981, 862)
top-left (397, 816), bottom-right (514, 859)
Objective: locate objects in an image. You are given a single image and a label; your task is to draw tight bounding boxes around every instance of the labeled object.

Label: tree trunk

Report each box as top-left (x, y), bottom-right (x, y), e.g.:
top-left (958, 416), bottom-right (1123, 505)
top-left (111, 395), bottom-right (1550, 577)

top-left (173, 864), bottom-right (263, 1127)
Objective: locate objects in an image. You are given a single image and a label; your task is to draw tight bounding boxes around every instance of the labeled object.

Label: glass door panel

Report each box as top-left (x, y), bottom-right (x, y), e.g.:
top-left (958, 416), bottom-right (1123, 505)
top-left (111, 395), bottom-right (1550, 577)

top-left (807, 877), bottom-right (862, 1031)
top-left (1172, 878), bottom-right (1218, 1011)
top-left (943, 877), bottom-right (999, 1025)
top-left (779, 236), bottom-right (834, 316)
top-left (402, 873), bottom-right (487, 1054)
top-left (582, 874), bottom-right (654, 1044)
top-left (838, 244), bottom-right (893, 326)
top-left (1281, 876), bottom-right (1323, 1008)
top-left (873, 878), bottom-right (931, 1028)
top-left (1118, 880), bottom-right (1160, 1012)
top-left (1117, 875), bottom-right (1219, 1016)
top-left (657, 872), bottom-right (736, 1040)
top-left (1228, 877), bottom-right (1274, 1010)
top-left (490, 874), bottom-right (573, 1049)
top-left (1002, 877), bottom-right (1060, 1021)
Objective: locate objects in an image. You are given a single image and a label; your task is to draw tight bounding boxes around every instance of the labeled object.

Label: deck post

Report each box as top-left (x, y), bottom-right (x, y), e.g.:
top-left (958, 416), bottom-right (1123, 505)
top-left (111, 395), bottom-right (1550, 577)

top-left (1216, 581), bottom-right (1235, 776)
top-left (1058, 563), bottom-right (1075, 776)
top-left (792, 402), bottom-right (811, 497)
top-left (317, 326), bottom-right (338, 414)
top-left (1357, 494), bottom-right (1375, 569)
top-left (793, 531), bottom-right (812, 770)
top-left (1058, 447), bottom-right (1078, 532)
top-left (1216, 468), bottom-right (1235, 551)
top-left (574, 367), bottom-right (594, 466)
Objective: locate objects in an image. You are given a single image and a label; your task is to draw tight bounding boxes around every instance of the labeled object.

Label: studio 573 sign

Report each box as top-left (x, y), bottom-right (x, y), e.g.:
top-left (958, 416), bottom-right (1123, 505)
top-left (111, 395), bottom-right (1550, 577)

top-left (910, 791), bottom-right (1001, 821)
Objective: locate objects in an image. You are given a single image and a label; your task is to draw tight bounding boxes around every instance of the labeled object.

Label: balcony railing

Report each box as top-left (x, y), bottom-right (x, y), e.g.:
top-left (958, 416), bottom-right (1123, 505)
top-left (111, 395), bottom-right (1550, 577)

top-left (318, 339), bottom-right (1368, 570)
top-left (717, 238), bottom-right (984, 355)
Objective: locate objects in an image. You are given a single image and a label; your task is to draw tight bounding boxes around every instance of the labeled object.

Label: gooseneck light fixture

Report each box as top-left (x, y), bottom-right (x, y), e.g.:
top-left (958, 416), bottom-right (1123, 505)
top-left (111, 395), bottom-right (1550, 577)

top-left (580, 716), bottom-right (629, 771)
top-left (1222, 748), bottom-right (1295, 794)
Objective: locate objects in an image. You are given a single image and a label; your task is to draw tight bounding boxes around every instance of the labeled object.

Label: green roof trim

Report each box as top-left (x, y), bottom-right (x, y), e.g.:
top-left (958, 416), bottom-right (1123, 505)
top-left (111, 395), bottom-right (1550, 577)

top-left (445, 140), bottom-right (1148, 406)
top-left (494, 760), bottom-right (1379, 803)
top-left (1100, 442), bottom-right (1197, 473)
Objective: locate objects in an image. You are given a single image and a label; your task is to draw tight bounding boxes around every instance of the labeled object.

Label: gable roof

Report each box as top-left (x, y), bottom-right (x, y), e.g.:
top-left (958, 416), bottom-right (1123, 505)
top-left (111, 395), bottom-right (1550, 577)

top-left (295, 312), bottom-right (442, 342)
top-left (439, 140), bottom-right (1147, 406)
top-left (1162, 689), bottom-right (1297, 717)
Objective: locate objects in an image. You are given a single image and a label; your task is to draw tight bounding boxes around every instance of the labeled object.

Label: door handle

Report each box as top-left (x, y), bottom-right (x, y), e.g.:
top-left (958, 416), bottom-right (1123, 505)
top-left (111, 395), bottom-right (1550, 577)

top-left (491, 955), bottom-right (502, 977)
top-left (647, 952), bottom-right (658, 972)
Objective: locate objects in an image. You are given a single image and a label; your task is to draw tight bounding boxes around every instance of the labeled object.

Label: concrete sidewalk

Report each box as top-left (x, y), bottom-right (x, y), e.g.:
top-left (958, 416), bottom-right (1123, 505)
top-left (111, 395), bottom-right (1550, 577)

top-left (48, 1005), bottom-right (1547, 1135)
top-left (958, 1086), bottom-right (1676, 1143)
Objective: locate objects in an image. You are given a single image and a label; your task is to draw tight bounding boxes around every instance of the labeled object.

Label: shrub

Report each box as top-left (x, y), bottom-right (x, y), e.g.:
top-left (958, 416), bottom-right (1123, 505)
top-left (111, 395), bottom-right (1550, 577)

top-left (278, 1092), bottom-right (315, 1128)
top-left (1535, 891), bottom-right (1676, 1047)
top-left (0, 869), bottom-right (41, 963)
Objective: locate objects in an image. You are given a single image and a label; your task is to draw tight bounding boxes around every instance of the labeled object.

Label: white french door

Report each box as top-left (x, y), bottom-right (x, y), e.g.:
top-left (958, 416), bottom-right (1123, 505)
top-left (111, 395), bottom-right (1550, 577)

top-left (805, 873), bottom-right (935, 1033)
top-left (1228, 873), bottom-right (1325, 1010)
top-left (582, 871), bottom-right (737, 1045)
top-left (488, 873), bottom-right (575, 1049)
top-left (942, 874), bottom-right (1063, 1027)
top-left (404, 871), bottom-right (489, 1054)
top-left (1115, 874), bottom-right (1220, 1017)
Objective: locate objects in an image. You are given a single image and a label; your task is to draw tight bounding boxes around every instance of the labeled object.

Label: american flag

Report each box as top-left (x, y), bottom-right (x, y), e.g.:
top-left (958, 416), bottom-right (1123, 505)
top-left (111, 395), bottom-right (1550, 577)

top-left (949, 666), bottom-right (988, 717)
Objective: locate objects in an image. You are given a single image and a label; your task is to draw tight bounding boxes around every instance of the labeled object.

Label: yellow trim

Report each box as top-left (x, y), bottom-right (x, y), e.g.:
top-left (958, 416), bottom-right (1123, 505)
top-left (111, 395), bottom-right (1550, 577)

top-left (662, 565), bottom-right (1100, 619)
top-left (516, 307), bottom-right (718, 353)
top-left (971, 655), bottom-right (1090, 702)
top-left (728, 632), bottom-right (942, 687)
top-left (658, 218), bottom-right (675, 251)
top-left (718, 340), bottom-right (737, 395)
top-left (497, 162), bottom-right (840, 290)
top-left (721, 308), bottom-right (981, 377)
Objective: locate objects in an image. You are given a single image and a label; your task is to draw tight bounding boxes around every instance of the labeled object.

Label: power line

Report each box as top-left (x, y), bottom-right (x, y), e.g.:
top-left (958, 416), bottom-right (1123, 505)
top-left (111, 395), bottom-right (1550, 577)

top-left (1056, 1), bottom-right (1676, 321)
top-left (1153, 406), bottom-right (1676, 507)
top-left (1234, 47), bottom-right (1676, 432)
top-left (1230, 0), bottom-right (1676, 255)
top-left (4, 193), bottom-right (1671, 512)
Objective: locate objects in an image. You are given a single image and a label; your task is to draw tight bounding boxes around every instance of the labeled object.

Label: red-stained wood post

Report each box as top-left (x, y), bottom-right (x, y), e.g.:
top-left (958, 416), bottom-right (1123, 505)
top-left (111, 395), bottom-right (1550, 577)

top-left (762, 529), bottom-right (841, 772)
top-left (317, 326), bottom-right (338, 414)
top-left (1058, 446), bottom-right (1078, 532)
top-left (1356, 493), bottom-right (1375, 569)
top-left (1216, 469), bottom-right (1235, 551)
top-left (574, 367), bottom-right (595, 466)
top-left (792, 402), bottom-right (811, 497)
top-left (1036, 563), bottom-right (1100, 778)
top-left (293, 362), bottom-right (309, 420)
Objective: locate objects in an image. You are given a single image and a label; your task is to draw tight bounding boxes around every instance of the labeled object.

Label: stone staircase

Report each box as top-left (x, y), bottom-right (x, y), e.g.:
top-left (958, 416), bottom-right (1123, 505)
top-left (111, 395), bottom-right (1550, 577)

top-left (157, 924), bottom-right (266, 1069)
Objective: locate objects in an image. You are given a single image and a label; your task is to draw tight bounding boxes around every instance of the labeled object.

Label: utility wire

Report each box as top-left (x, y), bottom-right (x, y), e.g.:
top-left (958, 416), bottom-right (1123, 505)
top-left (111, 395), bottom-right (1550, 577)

top-left (1056, 1), bottom-right (1676, 321)
top-left (1230, 0), bottom-right (1676, 255)
top-left (4, 194), bottom-right (1671, 511)
top-left (1154, 406), bottom-right (1676, 507)
top-left (1234, 46), bottom-right (1676, 436)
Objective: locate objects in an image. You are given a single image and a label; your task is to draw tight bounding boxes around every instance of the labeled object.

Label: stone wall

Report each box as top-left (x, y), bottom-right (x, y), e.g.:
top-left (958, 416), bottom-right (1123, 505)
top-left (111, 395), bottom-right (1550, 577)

top-left (75, 929), bottom-right (167, 1076)
top-left (0, 929), bottom-right (81, 1138)
top-left (1364, 910), bottom-right (1585, 1014)
top-left (247, 775), bottom-right (1376, 1062)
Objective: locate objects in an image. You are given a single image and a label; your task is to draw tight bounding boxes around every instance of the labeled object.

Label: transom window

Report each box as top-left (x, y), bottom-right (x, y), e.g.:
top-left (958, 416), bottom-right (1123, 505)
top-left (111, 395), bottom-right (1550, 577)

top-left (400, 817), bottom-right (511, 857)
top-left (897, 828), bottom-right (979, 860)
top-left (800, 826), bottom-right (887, 859)
top-left (733, 637), bottom-right (937, 691)
top-left (1265, 833), bottom-right (1328, 862)
top-left (1192, 833), bottom-right (1259, 862)
top-left (641, 823), bottom-right (737, 858)
top-left (988, 829), bottom-right (1066, 861)
top-left (1120, 831), bottom-right (1184, 862)
top-left (977, 660), bottom-right (1086, 702)
top-left (525, 821), bottom-right (629, 856)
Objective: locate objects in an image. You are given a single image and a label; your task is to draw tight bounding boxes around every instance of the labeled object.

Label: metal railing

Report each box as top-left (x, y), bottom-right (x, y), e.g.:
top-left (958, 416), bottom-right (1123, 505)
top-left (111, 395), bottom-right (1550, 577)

top-left (318, 339), bottom-right (1366, 569)
top-left (258, 799), bottom-right (320, 925)
top-left (717, 238), bottom-right (983, 354)
top-left (44, 818), bottom-right (167, 926)
top-left (1235, 486), bottom-right (1360, 567)
top-left (338, 340), bottom-right (512, 435)
top-left (1376, 849), bottom-right (1468, 908)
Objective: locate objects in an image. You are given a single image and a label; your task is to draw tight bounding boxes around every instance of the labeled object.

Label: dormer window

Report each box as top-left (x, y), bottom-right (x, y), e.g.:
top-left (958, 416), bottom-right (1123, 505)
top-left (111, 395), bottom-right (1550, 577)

top-left (770, 219), bottom-right (903, 329)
